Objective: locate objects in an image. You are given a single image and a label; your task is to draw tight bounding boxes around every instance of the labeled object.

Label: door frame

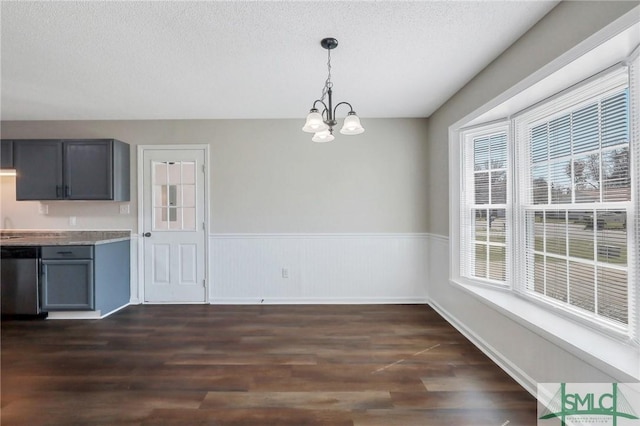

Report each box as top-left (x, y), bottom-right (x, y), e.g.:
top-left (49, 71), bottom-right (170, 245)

top-left (136, 144), bottom-right (211, 304)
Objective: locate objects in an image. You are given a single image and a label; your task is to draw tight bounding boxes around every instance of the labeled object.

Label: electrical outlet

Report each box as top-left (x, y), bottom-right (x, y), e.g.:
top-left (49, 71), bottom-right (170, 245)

top-left (69, 216), bottom-right (77, 226)
top-left (282, 268), bottom-right (289, 279)
top-left (38, 204), bottom-right (49, 215)
top-left (119, 204), bottom-right (130, 214)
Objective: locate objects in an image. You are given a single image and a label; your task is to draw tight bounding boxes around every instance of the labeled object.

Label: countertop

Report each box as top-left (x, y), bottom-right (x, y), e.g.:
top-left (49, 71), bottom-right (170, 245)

top-left (0, 230), bottom-right (131, 246)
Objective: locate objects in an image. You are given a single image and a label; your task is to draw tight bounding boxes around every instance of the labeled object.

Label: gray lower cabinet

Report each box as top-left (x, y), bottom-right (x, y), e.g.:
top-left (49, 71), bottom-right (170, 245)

top-left (40, 241), bottom-right (130, 313)
top-left (41, 246), bottom-right (94, 310)
top-left (14, 139), bottom-right (130, 201)
top-left (41, 258), bottom-right (94, 310)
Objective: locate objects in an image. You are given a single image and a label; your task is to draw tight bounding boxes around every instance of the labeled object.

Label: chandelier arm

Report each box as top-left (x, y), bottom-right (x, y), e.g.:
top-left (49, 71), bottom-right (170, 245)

top-left (333, 101), bottom-right (356, 118)
top-left (312, 99), bottom-right (329, 113)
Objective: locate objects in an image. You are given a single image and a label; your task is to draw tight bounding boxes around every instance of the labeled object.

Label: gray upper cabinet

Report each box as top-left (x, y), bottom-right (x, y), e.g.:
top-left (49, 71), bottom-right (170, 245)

top-left (14, 140), bottom-right (63, 199)
top-left (1, 140), bottom-right (14, 168)
top-left (14, 139), bottom-right (130, 201)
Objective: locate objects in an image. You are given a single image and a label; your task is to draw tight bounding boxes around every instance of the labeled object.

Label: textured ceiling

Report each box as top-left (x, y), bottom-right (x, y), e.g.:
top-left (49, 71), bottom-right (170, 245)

top-left (1, 1), bottom-right (558, 121)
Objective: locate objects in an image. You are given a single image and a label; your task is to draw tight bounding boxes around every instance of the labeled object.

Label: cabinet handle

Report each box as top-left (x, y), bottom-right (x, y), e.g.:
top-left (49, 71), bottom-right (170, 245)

top-left (56, 251), bottom-right (74, 255)
top-left (143, 232), bottom-right (152, 237)
top-left (56, 185), bottom-right (61, 198)
top-left (65, 185), bottom-right (71, 197)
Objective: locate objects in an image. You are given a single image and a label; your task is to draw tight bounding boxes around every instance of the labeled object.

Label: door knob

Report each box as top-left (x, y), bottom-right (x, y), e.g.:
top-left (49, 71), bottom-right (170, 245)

top-left (143, 232), bottom-right (152, 237)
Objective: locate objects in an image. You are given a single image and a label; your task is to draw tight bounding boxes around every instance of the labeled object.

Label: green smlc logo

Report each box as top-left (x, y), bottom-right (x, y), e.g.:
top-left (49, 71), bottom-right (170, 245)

top-left (540, 383), bottom-right (639, 425)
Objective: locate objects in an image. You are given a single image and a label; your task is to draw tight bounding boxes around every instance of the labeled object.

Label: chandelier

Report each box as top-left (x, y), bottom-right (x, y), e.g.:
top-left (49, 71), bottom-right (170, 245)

top-left (302, 37), bottom-right (364, 143)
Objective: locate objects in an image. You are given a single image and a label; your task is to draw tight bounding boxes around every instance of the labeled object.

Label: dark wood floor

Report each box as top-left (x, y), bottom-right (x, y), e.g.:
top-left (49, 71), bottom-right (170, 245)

top-left (1, 304), bottom-right (537, 425)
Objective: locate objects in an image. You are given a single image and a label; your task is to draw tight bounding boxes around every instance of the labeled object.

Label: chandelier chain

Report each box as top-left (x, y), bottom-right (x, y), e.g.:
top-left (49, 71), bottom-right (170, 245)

top-left (320, 48), bottom-right (332, 102)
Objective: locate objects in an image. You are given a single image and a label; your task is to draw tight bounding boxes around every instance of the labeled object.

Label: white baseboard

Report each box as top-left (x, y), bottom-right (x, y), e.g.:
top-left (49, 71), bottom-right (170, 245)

top-left (46, 303), bottom-right (131, 320)
top-left (209, 297), bottom-right (429, 305)
top-left (99, 303), bottom-right (131, 318)
top-left (47, 311), bottom-right (102, 320)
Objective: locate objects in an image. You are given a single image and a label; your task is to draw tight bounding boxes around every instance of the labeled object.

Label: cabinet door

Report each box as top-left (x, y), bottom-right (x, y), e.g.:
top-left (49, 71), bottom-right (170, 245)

top-left (64, 140), bottom-right (113, 200)
top-left (41, 259), bottom-right (94, 310)
top-left (14, 140), bottom-right (63, 200)
top-left (1, 140), bottom-right (13, 168)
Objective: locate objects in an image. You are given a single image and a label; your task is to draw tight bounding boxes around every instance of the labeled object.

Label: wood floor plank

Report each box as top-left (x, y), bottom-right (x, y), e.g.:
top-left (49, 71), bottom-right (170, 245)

top-left (142, 408), bottom-right (355, 426)
top-left (201, 391), bottom-right (393, 410)
top-left (422, 376), bottom-right (525, 392)
top-left (1, 304), bottom-right (537, 425)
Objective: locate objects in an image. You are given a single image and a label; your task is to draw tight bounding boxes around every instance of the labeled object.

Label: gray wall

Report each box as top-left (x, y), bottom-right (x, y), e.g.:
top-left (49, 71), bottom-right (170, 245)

top-left (0, 118), bottom-right (429, 233)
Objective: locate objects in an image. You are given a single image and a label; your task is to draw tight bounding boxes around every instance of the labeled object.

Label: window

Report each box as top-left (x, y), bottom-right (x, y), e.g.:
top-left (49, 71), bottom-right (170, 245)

top-left (461, 125), bottom-right (510, 284)
top-left (459, 63), bottom-right (638, 339)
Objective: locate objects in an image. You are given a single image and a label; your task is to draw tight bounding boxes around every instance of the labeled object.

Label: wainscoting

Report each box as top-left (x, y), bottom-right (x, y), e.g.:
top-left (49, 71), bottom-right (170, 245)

top-left (209, 234), bottom-right (429, 304)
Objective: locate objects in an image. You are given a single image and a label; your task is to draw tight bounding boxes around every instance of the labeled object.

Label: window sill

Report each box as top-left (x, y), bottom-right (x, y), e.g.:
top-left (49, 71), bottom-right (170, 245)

top-left (451, 277), bottom-right (640, 381)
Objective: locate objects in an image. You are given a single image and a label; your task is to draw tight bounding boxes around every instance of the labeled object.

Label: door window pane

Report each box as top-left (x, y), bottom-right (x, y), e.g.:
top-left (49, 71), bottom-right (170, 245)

top-left (152, 160), bottom-right (198, 231)
top-left (182, 162), bottom-right (196, 184)
top-left (183, 208), bottom-right (196, 230)
top-left (154, 162), bottom-right (168, 185)
top-left (167, 162), bottom-right (181, 184)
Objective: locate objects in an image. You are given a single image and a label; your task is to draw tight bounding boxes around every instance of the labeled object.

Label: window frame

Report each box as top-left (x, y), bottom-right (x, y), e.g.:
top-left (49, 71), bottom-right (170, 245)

top-left (513, 66), bottom-right (635, 338)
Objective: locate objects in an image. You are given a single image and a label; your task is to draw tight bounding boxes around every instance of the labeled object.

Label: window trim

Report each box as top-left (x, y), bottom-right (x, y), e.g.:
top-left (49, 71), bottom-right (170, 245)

top-left (459, 74), bottom-right (635, 339)
top-left (460, 69), bottom-right (635, 338)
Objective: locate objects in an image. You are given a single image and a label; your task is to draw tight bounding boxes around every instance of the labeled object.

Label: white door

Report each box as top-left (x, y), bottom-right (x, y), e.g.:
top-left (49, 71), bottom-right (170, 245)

top-left (142, 148), bottom-right (207, 303)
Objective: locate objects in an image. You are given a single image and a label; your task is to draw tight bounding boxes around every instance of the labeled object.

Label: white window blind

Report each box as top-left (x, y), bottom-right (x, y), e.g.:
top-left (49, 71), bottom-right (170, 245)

top-left (461, 124), bottom-right (509, 284)
top-left (515, 66), bottom-right (636, 334)
top-left (628, 52), bottom-right (640, 343)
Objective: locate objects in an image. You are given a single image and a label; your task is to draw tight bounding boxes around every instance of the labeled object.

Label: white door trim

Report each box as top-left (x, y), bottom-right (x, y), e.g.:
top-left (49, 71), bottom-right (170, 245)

top-left (137, 144), bottom-right (210, 304)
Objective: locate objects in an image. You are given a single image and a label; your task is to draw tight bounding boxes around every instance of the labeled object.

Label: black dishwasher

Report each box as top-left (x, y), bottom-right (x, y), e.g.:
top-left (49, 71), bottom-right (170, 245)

top-left (1, 246), bottom-right (44, 317)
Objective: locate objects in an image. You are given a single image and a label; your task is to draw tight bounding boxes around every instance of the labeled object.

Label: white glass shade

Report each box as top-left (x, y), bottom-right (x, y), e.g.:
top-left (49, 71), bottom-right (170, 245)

top-left (311, 130), bottom-right (335, 143)
top-left (302, 111), bottom-right (329, 133)
top-left (339, 114), bottom-right (365, 135)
